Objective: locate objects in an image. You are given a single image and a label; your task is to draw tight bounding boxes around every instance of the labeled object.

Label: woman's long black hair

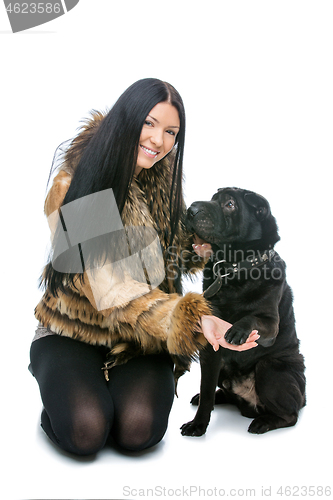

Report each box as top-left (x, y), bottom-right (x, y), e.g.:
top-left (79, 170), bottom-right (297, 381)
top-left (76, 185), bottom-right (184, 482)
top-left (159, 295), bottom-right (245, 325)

top-left (42, 78), bottom-right (186, 296)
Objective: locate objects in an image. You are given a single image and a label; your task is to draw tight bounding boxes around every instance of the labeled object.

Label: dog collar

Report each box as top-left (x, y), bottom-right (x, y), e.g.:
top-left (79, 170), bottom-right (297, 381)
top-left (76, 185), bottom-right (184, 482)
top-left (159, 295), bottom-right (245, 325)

top-left (203, 249), bottom-right (276, 299)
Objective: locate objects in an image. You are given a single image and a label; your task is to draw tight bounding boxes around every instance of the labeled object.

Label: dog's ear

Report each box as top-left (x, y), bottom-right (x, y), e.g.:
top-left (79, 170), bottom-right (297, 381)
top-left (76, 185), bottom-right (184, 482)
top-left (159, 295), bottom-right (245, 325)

top-left (244, 192), bottom-right (271, 221)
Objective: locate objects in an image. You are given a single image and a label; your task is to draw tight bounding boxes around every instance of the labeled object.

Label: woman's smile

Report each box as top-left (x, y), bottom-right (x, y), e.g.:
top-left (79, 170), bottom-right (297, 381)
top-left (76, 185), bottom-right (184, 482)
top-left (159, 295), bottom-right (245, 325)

top-left (140, 145), bottom-right (160, 158)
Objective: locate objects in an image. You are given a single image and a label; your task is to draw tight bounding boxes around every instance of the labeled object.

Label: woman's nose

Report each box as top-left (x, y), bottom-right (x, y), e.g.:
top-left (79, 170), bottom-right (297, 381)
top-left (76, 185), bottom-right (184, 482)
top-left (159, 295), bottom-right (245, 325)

top-left (150, 130), bottom-right (163, 147)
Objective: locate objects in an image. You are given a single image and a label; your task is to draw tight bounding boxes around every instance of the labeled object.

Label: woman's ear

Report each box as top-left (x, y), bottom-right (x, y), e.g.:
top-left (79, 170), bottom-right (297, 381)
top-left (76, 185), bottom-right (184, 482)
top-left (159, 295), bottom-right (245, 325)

top-left (244, 192), bottom-right (271, 221)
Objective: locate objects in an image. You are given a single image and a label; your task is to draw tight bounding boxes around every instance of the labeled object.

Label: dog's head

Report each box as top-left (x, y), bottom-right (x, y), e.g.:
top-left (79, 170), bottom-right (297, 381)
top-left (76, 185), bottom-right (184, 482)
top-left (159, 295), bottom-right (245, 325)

top-left (186, 187), bottom-right (280, 249)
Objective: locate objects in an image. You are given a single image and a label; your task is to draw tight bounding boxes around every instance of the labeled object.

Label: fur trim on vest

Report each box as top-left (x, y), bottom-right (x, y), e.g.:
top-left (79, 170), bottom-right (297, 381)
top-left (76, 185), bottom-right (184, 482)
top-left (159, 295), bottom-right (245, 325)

top-left (34, 111), bottom-right (211, 386)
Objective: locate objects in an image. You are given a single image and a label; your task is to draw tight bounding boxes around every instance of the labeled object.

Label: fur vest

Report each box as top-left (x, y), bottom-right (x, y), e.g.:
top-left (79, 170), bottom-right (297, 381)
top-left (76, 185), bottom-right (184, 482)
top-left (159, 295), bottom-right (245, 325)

top-left (34, 112), bottom-right (211, 384)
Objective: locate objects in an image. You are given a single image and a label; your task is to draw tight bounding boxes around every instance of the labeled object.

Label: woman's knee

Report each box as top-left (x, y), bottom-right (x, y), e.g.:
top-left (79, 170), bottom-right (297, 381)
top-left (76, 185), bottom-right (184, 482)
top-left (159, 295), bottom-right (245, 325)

top-left (112, 404), bottom-right (169, 452)
top-left (42, 403), bottom-right (113, 456)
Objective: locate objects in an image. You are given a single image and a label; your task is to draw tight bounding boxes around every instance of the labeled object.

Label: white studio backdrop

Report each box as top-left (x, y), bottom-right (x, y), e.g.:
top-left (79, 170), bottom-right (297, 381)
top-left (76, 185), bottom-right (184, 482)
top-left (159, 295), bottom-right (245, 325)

top-left (1, 1), bottom-right (332, 499)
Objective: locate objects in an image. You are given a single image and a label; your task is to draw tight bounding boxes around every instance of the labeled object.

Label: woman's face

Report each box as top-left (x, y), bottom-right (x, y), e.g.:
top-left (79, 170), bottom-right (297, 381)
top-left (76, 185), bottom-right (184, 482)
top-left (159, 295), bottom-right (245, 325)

top-left (135, 102), bottom-right (180, 175)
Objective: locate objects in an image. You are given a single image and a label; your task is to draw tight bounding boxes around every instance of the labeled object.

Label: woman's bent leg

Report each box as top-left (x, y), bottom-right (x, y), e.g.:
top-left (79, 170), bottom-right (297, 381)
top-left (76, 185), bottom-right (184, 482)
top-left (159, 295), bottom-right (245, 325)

top-left (107, 354), bottom-right (175, 451)
top-left (30, 335), bottom-right (114, 456)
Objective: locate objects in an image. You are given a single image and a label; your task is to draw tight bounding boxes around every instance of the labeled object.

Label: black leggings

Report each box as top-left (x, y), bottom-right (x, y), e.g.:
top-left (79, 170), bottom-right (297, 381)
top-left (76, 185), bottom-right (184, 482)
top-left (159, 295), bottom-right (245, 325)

top-left (30, 335), bottom-right (175, 456)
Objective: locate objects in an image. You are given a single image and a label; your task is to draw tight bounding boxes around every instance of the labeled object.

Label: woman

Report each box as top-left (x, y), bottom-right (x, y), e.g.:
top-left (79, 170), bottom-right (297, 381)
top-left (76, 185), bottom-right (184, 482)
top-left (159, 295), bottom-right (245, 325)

top-left (30, 78), bottom-right (259, 456)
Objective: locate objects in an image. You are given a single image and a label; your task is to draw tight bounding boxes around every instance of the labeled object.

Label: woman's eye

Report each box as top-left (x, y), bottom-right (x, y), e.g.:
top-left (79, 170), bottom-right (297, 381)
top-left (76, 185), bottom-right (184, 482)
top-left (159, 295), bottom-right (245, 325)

top-left (144, 120), bottom-right (153, 126)
top-left (167, 130), bottom-right (176, 136)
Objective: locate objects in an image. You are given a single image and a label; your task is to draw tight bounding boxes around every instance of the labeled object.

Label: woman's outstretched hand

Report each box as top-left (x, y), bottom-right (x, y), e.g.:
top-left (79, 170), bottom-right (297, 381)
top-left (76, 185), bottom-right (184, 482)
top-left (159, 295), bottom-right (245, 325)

top-left (200, 315), bottom-right (260, 352)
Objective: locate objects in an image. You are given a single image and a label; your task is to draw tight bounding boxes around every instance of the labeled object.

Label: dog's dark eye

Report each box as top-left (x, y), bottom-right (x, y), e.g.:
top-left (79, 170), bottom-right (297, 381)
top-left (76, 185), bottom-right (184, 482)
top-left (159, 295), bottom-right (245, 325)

top-left (223, 200), bottom-right (235, 209)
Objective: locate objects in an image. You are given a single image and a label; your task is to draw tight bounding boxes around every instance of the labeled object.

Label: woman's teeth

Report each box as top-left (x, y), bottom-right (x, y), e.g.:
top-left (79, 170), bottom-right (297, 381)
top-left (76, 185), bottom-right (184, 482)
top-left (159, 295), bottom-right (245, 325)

top-left (141, 146), bottom-right (158, 156)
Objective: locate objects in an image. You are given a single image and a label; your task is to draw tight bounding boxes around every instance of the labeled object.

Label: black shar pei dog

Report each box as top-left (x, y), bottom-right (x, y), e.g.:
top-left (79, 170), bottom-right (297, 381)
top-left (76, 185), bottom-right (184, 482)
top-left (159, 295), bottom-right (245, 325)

top-left (181, 187), bottom-right (306, 435)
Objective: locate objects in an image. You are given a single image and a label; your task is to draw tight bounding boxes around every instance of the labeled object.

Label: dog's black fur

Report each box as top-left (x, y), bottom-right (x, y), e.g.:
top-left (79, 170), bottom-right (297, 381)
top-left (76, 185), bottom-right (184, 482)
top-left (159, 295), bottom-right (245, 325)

top-left (181, 187), bottom-right (306, 435)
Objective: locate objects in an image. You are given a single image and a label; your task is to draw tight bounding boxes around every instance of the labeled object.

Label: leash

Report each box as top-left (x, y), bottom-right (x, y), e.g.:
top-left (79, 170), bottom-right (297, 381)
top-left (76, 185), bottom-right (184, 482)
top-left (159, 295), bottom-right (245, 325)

top-left (203, 249), bottom-right (276, 299)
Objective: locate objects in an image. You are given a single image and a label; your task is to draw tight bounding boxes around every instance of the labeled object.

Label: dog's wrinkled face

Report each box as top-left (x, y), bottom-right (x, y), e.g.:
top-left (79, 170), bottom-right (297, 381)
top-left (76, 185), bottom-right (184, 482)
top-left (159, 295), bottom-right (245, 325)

top-left (186, 187), bottom-right (278, 247)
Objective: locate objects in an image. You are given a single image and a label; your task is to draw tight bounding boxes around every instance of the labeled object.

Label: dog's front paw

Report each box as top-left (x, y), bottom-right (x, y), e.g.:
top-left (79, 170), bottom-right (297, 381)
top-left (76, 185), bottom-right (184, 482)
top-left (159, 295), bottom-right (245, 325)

top-left (224, 325), bottom-right (251, 345)
top-left (180, 420), bottom-right (208, 437)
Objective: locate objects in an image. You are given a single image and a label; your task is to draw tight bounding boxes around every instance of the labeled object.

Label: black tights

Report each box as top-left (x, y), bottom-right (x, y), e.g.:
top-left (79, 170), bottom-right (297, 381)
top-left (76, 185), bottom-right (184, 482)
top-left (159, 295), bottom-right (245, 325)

top-left (30, 335), bottom-right (175, 456)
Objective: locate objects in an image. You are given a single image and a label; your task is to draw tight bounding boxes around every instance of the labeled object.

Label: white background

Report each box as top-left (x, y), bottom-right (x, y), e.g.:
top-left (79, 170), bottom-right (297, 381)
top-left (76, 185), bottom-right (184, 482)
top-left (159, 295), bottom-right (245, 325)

top-left (1, 1), bottom-right (332, 499)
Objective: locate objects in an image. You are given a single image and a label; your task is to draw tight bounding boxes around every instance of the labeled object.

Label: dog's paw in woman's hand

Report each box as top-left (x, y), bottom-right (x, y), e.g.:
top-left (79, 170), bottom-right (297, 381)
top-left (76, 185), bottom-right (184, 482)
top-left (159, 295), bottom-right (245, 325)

top-left (201, 315), bottom-right (259, 351)
top-left (224, 325), bottom-right (259, 346)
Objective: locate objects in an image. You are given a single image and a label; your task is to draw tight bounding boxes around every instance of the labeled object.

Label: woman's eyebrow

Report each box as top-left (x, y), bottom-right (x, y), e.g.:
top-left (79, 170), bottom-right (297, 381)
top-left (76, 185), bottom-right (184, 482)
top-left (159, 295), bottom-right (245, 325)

top-left (147, 115), bottom-right (180, 129)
